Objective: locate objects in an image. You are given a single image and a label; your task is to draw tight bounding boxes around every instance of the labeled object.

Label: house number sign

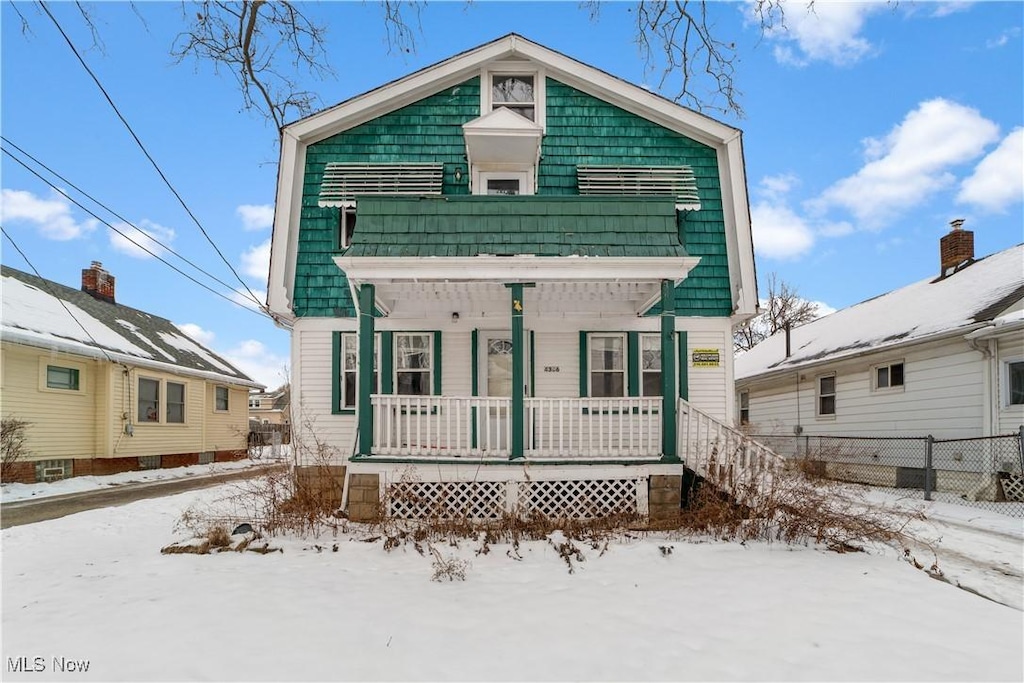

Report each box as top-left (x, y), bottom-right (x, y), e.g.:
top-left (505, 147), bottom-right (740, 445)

top-left (543, 366), bottom-right (560, 373)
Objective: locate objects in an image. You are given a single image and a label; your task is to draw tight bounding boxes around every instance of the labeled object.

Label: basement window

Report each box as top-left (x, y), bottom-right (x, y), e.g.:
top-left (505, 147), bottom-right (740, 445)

top-left (35, 459), bottom-right (73, 482)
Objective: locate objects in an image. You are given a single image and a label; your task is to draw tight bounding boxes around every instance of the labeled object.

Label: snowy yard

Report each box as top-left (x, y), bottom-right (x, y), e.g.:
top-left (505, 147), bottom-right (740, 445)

top-left (2, 482), bottom-right (1022, 682)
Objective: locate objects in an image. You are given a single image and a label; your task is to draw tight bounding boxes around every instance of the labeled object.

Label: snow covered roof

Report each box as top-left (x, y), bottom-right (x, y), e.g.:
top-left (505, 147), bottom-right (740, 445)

top-left (1, 265), bottom-right (261, 388)
top-left (736, 244), bottom-right (1024, 381)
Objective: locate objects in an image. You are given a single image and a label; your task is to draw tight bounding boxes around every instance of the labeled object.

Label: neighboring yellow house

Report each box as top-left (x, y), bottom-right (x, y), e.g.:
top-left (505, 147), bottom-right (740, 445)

top-left (1, 262), bottom-right (263, 483)
top-left (248, 386), bottom-right (290, 426)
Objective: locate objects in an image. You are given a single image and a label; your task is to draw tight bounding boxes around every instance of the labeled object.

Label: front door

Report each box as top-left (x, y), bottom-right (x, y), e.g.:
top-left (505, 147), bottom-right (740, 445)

top-left (480, 331), bottom-right (530, 452)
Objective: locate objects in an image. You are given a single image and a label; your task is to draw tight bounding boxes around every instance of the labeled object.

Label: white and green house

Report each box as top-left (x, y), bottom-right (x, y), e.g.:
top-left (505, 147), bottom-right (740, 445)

top-left (267, 34), bottom-right (762, 521)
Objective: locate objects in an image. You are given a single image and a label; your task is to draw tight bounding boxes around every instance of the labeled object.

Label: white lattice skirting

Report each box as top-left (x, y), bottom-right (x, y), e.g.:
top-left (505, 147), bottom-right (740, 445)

top-left (385, 477), bottom-right (647, 520)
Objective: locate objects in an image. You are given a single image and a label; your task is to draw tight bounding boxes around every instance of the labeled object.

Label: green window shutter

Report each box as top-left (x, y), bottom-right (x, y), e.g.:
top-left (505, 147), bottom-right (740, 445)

top-left (331, 331), bottom-right (342, 414)
top-left (471, 329), bottom-right (479, 396)
top-left (380, 331), bottom-right (394, 394)
top-left (433, 330), bottom-right (443, 395)
top-left (678, 331), bottom-right (689, 400)
top-left (529, 330), bottom-right (536, 397)
top-left (627, 332), bottom-right (639, 397)
top-left (579, 331), bottom-right (589, 397)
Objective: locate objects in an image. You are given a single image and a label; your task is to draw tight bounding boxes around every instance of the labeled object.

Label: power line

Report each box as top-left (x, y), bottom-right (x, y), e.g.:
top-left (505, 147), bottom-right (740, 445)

top-left (2, 147), bottom-right (275, 321)
top-left (1, 224), bottom-right (116, 364)
top-left (1, 134), bottom-right (261, 307)
top-left (38, 1), bottom-right (270, 316)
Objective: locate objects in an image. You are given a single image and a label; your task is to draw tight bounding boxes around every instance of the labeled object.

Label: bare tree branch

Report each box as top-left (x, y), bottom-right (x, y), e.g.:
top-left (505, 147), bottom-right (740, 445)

top-left (734, 273), bottom-right (821, 352)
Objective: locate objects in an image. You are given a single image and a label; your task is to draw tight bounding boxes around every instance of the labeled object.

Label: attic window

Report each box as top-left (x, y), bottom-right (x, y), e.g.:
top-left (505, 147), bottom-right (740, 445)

top-left (481, 63), bottom-right (546, 128)
top-left (492, 75), bottom-right (535, 121)
top-left (577, 166), bottom-right (701, 211)
top-left (318, 163), bottom-right (443, 207)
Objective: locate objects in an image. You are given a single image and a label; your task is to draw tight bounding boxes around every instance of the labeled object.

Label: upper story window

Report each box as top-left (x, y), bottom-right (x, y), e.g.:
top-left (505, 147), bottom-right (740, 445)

top-left (491, 74), bottom-right (535, 121)
top-left (739, 391), bottom-right (750, 425)
top-left (46, 365), bottom-right (80, 391)
top-left (249, 398), bottom-right (261, 409)
top-left (480, 64), bottom-right (546, 129)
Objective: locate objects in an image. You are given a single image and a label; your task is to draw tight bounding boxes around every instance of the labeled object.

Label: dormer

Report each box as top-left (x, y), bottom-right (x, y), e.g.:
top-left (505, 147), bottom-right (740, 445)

top-left (480, 60), bottom-right (546, 128)
top-left (462, 107), bottom-right (543, 195)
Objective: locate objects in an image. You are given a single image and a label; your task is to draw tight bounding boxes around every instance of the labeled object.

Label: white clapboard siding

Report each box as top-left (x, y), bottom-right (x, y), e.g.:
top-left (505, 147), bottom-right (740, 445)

top-left (684, 329), bottom-right (729, 421)
top-left (295, 328), bottom-right (356, 464)
top-left (997, 335), bottom-right (1024, 435)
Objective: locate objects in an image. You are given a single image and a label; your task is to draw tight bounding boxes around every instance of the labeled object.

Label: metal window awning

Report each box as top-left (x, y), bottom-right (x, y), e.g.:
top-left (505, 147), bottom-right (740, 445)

top-left (318, 163), bottom-right (444, 207)
top-left (577, 165), bottom-right (701, 210)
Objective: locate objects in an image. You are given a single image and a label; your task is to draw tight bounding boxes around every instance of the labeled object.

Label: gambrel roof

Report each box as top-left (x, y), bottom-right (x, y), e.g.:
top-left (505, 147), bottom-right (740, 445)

top-left (268, 33), bottom-right (757, 323)
top-left (735, 244), bottom-right (1024, 382)
top-left (1, 265), bottom-right (261, 388)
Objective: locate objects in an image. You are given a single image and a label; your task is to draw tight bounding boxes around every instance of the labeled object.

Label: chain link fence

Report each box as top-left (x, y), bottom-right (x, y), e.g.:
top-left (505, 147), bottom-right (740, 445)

top-left (747, 428), bottom-right (1024, 518)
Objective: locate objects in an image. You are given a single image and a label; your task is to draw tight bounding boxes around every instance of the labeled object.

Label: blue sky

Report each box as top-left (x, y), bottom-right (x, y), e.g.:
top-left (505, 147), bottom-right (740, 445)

top-left (2, 1), bottom-right (1022, 388)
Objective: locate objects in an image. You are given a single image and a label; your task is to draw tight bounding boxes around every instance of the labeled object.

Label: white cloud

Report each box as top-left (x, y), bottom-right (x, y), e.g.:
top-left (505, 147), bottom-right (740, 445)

top-left (109, 219), bottom-right (176, 259)
top-left (240, 239), bottom-right (271, 282)
top-left (761, 1), bottom-right (882, 67)
top-left (811, 98), bottom-right (1000, 226)
top-left (986, 27), bottom-right (1021, 49)
top-left (236, 204), bottom-right (274, 231)
top-left (931, 2), bottom-right (973, 18)
top-left (750, 201), bottom-right (815, 260)
top-left (175, 322), bottom-right (217, 347)
top-left (173, 323), bottom-right (288, 389)
top-left (957, 128), bottom-right (1024, 212)
top-left (757, 173), bottom-right (800, 201)
top-left (222, 339), bottom-right (289, 390)
top-left (0, 188), bottom-right (98, 240)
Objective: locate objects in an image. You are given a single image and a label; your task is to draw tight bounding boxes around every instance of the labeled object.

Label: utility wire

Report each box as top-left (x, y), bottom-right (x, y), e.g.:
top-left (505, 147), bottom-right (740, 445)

top-left (2, 147), bottom-right (275, 321)
top-left (39, 1), bottom-right (270, 316)
top-left (1, 224), bottom-right (116, 363)
top-left (1, 135), bottom-right (259, 304)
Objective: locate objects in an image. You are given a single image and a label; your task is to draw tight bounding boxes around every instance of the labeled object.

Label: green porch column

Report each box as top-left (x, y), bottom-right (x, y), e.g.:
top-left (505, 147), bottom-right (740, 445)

top-left (660, 279), bottom-right (679, 462)
top-left (357, 284), bottom-right (375, 457)
top-left (510, 283), bottom-right (525, 460)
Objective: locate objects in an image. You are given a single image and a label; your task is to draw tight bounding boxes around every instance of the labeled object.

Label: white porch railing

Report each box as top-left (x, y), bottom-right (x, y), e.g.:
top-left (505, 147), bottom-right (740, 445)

top-left (677, 398), bottom-right (785, 493)
top-left (369, 395), bottom-right (663, 460)
top-left (525, 397), bottom-right (662, 459)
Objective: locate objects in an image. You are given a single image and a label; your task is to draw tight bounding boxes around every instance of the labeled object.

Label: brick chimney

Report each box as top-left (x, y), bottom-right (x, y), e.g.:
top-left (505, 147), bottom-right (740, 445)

top-left (81, 261), bottom-right (115, 304)
top-left (939, 218), bottom-right (974, 276)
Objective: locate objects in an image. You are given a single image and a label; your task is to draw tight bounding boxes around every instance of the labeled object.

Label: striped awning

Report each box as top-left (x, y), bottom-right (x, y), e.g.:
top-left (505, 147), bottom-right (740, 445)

top-left (577, 165), bottom-right (700, 210)
top-left (318, 162), bottom-right (444, 207)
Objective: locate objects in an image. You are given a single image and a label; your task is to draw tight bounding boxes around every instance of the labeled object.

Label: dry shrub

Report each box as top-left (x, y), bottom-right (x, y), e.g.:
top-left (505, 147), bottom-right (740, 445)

top-left (679, 464), bottom-right (927, 554)
top-left (429, 547), bottom-right (469, 582)
top-left (1, 416), bottom-right (31, 482)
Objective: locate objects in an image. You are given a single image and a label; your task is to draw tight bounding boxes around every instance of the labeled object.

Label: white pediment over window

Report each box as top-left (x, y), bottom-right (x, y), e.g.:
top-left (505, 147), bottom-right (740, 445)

top-left (462, 107), bottom-right (543, 167)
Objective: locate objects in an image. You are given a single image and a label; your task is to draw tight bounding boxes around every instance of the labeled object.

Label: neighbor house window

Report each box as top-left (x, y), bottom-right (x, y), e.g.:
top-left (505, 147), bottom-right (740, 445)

top-left (1008, 361), bottom-right (1024, 406)
top-left (817, 374), bottom-right (836, 417)
top-left (589, 334), bottom-right (626, 398)
top-left (739, 391), bottom-right (750, 426)
top-left (491, 74), bottom-right (535, 120)
top-left (341, 333), bottom-right (380, 407)
top-left (215, 386), bottom-right (230, 411)
top-left (639, 334), bottom-right (662, 397)
top-left (46, 365), bottom-right (80, 391)
top-left (396, 333), bottom-right (432, 396)
top-left (874, 361), bottom-right (905, 390)
top-left (138, 378), bottom-right (160, 422)
top-left (166, 382), bottom-right (186, 423)
top-left (249, 398), bottom-right (261, 409)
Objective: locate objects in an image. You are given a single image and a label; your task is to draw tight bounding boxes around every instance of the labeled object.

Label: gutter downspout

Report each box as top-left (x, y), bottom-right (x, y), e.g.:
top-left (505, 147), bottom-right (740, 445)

top-left (965, 327), bottom-right (998, 499)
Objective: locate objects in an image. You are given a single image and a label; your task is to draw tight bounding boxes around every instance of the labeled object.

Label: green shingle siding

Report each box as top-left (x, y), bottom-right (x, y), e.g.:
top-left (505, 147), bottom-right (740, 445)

top-left (293, 75), bottom-right (733, 318)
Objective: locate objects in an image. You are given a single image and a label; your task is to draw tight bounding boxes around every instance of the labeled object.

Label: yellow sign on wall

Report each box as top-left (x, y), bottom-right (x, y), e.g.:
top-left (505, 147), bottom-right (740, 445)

top-left (691, 348), bottom-right (721, 368)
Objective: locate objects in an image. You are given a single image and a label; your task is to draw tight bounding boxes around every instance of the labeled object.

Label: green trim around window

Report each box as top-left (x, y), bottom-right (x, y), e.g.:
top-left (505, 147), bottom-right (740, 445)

top-left (627, 332), bottom-right (639, 397)
top-left (331, 332), bottom-right (347, 415)
top-left (471, 329), bottom-right (478, 449)
top-left (578, 331), bottom-right (589, 397)
top-left (678, 331), bottom-right (689, 400)
top-left (529, 330), bottom-right (536, 397)
top-left (380, 331), bottom-right (394, 394)
top-left (433, 330), bottom-right (443, 395)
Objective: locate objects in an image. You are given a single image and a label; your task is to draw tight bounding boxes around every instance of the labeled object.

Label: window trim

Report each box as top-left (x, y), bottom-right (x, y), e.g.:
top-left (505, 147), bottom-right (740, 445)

top-left (473, 169), bottom-right (534, 196)
top-left (579, 331), bottom-right (687, 403)
top-left (739, 390), bottom-right (750, 426)
top-left (45, 365), bottom-right (80, 391)
top-left (480, 63), bottom-right (546, 129)
top-left (1004, 358), bottom-right (1024, 407)
top-left (38, 360), bottom-right (86, 395)
top-left (166, 381), bottom-right (186, 424)
top-left (395, 332), bottom-right (435, 398)
top-left (338, 332), bottom-right (381, 411)
top-left (137, 376), bottom-right (189, 425)
top-left (586, 333), bottom-right (627, 399)
top-left (335, 202), bottom-right (357, 250)
top-left (872, 360), bottom-right (905, 393)
top-left (215, 385), bottom-right (230, 412)
top-left (816, 373), bottom-right (837, 419)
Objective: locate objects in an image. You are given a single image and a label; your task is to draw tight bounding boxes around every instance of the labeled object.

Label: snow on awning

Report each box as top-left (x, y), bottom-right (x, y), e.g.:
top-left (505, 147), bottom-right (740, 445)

top-left (577, 165), bottom-right (701, 210)
top-left (317, 163), bottom-right (444, 207)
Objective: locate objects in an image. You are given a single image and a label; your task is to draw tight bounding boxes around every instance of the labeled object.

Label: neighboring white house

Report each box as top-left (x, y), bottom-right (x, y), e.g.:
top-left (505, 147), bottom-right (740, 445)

top-left (735, 227), bottom-right (1024, 443)
top-left (267, 34), bottom-right (763, 521)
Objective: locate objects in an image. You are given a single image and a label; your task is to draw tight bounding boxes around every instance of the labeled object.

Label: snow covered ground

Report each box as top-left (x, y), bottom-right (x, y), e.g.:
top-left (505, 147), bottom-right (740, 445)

top-left (2, 482), bottom-right (1021, 682)
top-left (0, 446), bottom-right (290, 504)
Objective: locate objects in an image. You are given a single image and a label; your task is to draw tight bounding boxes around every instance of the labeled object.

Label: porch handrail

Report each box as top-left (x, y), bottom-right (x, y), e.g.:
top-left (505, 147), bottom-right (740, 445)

top-left (371, 395), bottom-right (511, 458)
top-left (525, 396), bottom-right (662, 459)
top-left (676, 398), bottom-right (785, 492)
